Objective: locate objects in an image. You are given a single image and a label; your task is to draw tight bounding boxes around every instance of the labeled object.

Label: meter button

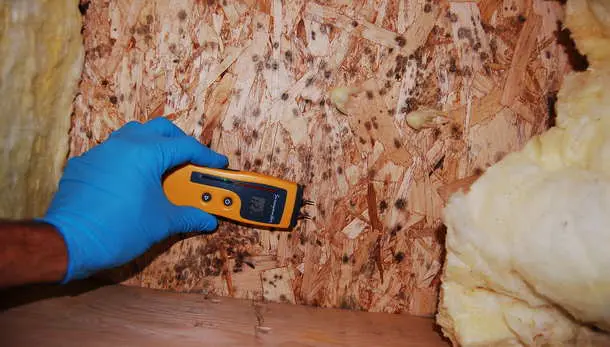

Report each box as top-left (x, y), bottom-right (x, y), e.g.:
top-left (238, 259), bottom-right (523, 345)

top-left (223, 197), bottom-right (233, 206)
top-left (202, 192), bottom-right (212, 202)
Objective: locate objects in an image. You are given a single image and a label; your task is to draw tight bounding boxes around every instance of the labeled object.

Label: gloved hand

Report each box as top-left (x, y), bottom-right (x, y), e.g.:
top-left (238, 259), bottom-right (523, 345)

top-left (38, 117), bottom-right (228, 283)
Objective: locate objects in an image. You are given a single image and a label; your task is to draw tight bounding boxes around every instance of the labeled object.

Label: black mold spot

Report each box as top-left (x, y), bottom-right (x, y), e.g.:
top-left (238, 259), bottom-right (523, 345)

top-left (450, 124), bottom-right (461, 138)
top-left (394, 251), bottom-right (405, 263)
top-left (457, 27), bottom-right (471, 40)
top-left (447, 11), bottom-right (458, 23)
top-left (379, 200), bottom-right (388, 212)
top-left (395, 35), bottom-right (406, 47)
top-left (390, 224), bottom-right (402, 236)
top-left (394, 198), bottom-right (406, 210)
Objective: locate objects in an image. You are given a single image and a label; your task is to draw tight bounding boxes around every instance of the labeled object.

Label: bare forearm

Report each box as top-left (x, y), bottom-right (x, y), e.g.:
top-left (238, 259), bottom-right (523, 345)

top-left (0, 220), bottom-right (67, 288)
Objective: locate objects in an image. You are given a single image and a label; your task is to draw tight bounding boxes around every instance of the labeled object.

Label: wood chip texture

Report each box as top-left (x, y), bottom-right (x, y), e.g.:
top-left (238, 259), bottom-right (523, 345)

top-left (71, 0), bottom-right (569, 316)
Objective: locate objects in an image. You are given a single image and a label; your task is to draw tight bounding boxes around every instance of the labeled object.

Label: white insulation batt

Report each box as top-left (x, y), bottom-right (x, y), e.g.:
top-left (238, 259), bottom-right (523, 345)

top-left (0, 0), bottom-right (84, 218)
top-left (436, 0), bottom-right (610, 345)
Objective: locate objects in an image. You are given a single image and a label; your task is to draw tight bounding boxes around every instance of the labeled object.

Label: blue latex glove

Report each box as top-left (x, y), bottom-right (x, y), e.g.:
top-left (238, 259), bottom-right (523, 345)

top-left (38, 117), bottom-right (228, 283)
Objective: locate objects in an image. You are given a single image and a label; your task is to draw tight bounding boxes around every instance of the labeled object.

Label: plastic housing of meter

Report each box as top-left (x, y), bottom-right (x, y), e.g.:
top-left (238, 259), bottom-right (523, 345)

top-left (163, 164), bottom-right (305, 230)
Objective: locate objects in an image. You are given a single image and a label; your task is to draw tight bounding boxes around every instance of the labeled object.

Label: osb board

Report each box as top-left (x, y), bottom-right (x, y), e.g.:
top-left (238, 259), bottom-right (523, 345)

top-left (0, 0), bottom-right (83, 219)
top-left (71, 0), bottom-right (569, 316)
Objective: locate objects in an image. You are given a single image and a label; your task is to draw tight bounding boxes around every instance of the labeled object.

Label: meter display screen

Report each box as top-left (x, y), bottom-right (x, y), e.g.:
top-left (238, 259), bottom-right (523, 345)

top-left (248, 196), bottom-right (266, 217)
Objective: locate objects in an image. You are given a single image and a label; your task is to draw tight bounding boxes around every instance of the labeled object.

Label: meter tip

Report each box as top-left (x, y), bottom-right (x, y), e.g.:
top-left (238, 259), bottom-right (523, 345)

top-left (302, 199), bottom-right (315, 206)
top-left (297, 212), bottom-right (312, 220)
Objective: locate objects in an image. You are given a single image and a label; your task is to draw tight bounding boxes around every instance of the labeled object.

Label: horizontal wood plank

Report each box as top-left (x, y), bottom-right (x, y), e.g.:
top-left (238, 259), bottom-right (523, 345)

top-left (0, 284), bottom-right (449, 347)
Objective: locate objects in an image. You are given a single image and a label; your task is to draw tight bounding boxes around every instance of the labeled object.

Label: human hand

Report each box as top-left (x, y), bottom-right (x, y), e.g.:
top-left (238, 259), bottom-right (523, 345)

top-left (38, 117), bottom-right (228, 283)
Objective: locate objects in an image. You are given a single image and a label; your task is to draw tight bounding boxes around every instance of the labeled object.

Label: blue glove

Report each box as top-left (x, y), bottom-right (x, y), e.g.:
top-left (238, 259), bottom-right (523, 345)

top-left (38, 117), bottom-right (228, 283)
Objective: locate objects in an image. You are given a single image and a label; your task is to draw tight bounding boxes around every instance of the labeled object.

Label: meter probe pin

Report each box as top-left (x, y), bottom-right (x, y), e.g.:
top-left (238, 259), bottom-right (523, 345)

top-left (297, 211), bottom-right (312, 220)
top-left (302, 199), bottom-right (315, 206)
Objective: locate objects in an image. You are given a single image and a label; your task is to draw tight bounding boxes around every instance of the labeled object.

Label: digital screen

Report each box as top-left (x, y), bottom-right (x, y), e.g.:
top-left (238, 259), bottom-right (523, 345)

top-left (248, 196), bottom-right (266, 217)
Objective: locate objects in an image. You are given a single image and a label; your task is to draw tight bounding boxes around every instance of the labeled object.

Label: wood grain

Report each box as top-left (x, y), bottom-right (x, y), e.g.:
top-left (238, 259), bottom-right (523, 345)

top-left (0, 284), bottom-right (449, 347)
top-left (70, 0), bottom-right (569, 315)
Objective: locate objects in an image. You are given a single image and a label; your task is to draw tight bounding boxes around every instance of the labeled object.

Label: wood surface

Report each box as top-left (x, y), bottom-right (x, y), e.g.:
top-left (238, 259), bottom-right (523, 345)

top-left (70, 0), bottom-right (569, 315)
top-left (0, 284), bottom-right (449, 347)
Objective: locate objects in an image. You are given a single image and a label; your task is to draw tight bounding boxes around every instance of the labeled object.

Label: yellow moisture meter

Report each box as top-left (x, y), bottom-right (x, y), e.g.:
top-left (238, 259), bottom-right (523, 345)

top-left (163, 164), bottom-right (313, 230)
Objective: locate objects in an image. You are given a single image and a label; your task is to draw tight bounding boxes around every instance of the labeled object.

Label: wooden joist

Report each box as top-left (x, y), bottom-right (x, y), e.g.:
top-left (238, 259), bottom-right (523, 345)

top-left (0, 284), bottom-right (449, 347)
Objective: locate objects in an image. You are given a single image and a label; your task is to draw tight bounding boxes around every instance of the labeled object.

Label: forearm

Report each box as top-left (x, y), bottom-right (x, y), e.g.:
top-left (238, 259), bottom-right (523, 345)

top-left (0, 220), bottom-right (67, 288)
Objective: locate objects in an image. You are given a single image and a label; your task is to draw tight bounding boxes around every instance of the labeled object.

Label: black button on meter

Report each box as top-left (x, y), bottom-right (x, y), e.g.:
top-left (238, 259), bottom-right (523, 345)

top-left (223, 197), bottom-right (233, 206)
top-left (202, 192), bottom-right (212, 202)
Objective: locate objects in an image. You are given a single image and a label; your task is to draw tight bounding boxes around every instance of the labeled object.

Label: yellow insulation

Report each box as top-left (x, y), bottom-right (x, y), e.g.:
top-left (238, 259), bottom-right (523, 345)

top-left (0, 0), bottom-right (83, 218)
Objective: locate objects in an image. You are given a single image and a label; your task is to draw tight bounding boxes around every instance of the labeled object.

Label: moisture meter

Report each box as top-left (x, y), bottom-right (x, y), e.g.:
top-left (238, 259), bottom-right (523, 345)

top-left (163, 164), bottom-right (313, 230)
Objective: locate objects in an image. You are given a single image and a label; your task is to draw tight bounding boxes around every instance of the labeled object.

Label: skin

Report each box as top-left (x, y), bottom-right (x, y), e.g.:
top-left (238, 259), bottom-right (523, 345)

top-left (0, 220), bottom-right (67, 288)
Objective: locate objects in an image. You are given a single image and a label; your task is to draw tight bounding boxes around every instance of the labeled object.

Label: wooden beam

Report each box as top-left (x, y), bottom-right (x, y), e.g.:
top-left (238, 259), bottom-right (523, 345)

top-left (0, 284), bottom-right (449, 347)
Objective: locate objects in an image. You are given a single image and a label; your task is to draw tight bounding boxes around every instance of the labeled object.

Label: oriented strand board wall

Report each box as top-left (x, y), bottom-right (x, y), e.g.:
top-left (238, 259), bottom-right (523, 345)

top-left (73, 0), bottom-right (568, 316)
top-left (0, 0), bottom-right (84, 219)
